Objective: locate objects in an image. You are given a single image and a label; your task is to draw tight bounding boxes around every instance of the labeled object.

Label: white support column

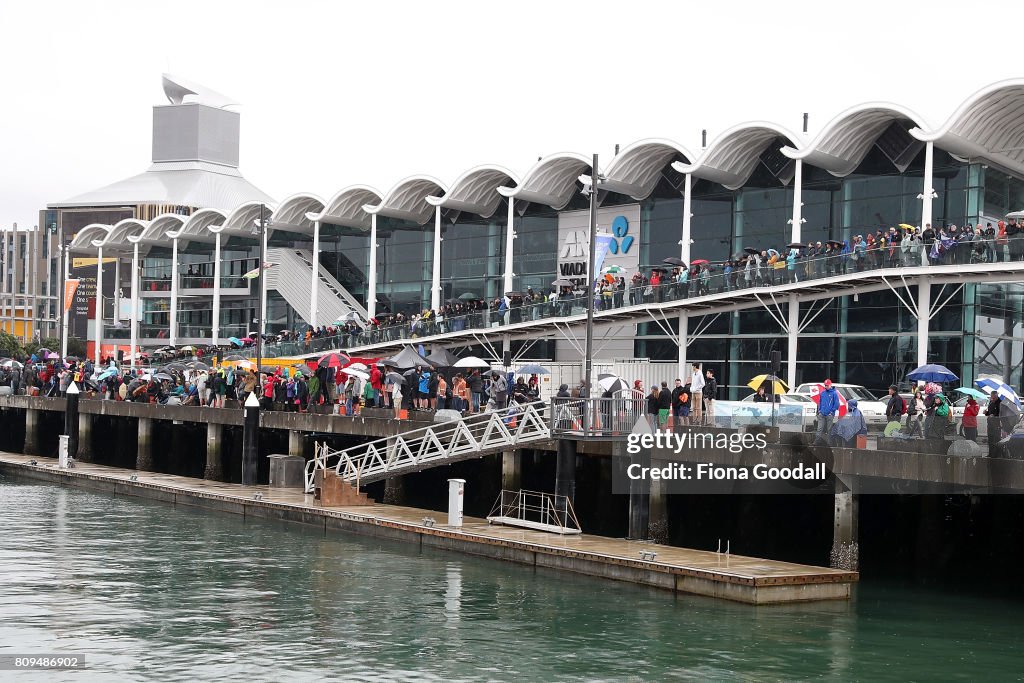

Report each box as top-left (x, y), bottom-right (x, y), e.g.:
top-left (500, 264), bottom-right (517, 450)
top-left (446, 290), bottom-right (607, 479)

top-left (112, 257), bottom-right (121, 323)
top-left (431, 205), bottom-right (442, 311)
top-left (503, 197), bottom-right (515, 294)
top-left (917, 275), bottom-right (930, 369)
top-left (260, 228), bottom-right (268, 336)
top-left (681, 173), bottom-right (692, 264)
top-left (94, 245), bottom-right (103, 366)
top-left (169, 237), bottom-right (179, 346)
top-left (130, 241), bottom-right (139, 370)
top-left (787, 294), bottom-right (799, 390)
top-left (790, 159), bottom-right (803, 244)
top-left (921, 140), bottom-right (934, 233)
top-left (368, 214), bottom-right (378, 319)
top-left (310, 220), bottom-right (320, 326)
top-left (677, 310), bottom-right (688, 381)
top-left (212, 232), bottom-right (222, 347)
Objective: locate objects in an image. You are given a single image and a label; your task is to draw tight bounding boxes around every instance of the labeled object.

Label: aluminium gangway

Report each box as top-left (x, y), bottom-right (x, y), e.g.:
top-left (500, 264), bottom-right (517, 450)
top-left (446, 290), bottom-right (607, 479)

top-left (304, 401), bottom-right (551, 493)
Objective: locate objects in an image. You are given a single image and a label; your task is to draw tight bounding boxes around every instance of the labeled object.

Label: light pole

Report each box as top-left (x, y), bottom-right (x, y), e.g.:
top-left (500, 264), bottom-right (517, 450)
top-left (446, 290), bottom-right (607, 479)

top-left (583, 153), bottom-right (599, 401)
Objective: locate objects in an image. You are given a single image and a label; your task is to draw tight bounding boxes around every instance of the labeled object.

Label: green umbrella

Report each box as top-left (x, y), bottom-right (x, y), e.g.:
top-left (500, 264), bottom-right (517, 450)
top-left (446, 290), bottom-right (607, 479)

top-left (956, 386), bottom-right (988, 401)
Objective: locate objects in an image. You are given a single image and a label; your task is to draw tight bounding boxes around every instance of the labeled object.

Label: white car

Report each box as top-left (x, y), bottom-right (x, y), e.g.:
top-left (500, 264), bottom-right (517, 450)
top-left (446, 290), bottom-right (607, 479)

top-left (790, 383), bottom-right (888, 426)
top-left (740, 392), bottom-right (818, 422)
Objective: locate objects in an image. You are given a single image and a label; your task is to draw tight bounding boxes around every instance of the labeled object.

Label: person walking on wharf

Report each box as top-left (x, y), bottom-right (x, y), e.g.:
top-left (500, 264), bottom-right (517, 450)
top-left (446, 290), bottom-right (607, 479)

top-left (689, 363), bottom-right (705, 425)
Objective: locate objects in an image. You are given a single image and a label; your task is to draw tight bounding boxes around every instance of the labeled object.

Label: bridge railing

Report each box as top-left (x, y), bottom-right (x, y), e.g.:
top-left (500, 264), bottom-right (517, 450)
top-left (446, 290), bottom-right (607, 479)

top-left (305, 400), bottom-right (550, 492)
top-left (550, 397), bottom-right (646, 438)
top-left (267, 234), bottom-right (1019, 356)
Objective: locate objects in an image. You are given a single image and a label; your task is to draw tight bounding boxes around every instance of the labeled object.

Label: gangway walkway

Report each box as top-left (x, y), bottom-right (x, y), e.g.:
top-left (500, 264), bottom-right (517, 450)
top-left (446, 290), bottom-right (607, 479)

top-left (305, 401), bottom-right (551, 492)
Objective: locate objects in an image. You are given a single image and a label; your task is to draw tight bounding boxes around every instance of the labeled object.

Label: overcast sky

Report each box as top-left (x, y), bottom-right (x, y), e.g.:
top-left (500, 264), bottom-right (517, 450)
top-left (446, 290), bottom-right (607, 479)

top-left (0, 0), bottom-right (1018, 230)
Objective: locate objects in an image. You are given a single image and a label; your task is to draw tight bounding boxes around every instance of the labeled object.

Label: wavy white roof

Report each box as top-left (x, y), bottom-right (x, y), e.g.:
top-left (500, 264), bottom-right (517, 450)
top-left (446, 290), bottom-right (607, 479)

top-left (426, 166), bottom-right (518, 218)
top-left (67, 79), bottom-right (1024, 251)
top-left (603, 139), bottom-right (694, 199)
top-left (498, 153), bottom-right (591, 209)
top-left (673, 122), bottom-right (801, 189)
top-left (363, 176), bottom-right (446, 225)
top-left (912, 79), bottom-right (1024, 177)
top-left (307, 186), bottom-right (384, 230)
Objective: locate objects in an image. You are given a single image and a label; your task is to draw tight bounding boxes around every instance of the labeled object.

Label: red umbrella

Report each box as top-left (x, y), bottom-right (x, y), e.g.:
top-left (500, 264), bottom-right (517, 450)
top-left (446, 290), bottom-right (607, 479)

top-left (317, 352), bottom-right (351, 369)
top-left (691, 259), bottom-right (710, 266)
top-left (809, 382), bottom-right (848, 417)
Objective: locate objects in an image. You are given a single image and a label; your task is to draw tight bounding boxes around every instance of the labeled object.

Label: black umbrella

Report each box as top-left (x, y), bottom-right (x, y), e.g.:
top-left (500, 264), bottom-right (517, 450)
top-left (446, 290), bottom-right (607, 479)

top-left (458, 292), bottom-right (480, 301)
top-left (385, 372), bottom-right (406, 385)
top-left (743, 247), bottom-right (759, 254)
top-left (504, 291), bottom-right (524, 297)
top-left (786, 242), bottom-right (805, 249)
top-left (379, 358), bottom-right (400, 368)
top-left (426, 348), bottom-right (460, 367)
top-left (386, 347), bottom-right (433, 369)
top-left (662, 257), bottom-right (687, 267)
top-left (827, 240), bottom-right (843, 248)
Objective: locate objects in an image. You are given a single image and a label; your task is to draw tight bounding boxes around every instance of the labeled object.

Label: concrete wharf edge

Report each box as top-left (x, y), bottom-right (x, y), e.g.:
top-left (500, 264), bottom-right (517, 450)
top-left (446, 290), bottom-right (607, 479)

top-left (0, 452), bottom-right (856, 604)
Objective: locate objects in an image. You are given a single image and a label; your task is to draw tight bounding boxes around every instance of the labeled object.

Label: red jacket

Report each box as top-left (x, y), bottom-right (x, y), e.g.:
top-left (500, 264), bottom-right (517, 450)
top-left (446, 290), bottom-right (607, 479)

top-left (963, 401), bottom-right (980, 428)
top-left (370, 365), bottom-right (382, 391)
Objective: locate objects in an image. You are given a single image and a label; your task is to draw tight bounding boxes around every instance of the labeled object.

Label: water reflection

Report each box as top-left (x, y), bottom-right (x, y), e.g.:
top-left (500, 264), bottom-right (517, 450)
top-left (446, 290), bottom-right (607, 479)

top-left (0, 476), bottom-right (1021, 681)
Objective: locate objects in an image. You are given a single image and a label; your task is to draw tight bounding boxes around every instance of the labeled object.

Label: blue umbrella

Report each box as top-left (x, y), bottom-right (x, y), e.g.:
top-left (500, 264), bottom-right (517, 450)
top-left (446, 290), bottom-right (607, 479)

top-left (228, 337), bottom-right (243, 348)
top-left (517, 364), bottom-right (550, 375)
top-left (906, 364), bottom-right (959, 383)
top-left (97, 367), bottom-right (119, 381)
top-left (955, 386), bottom-right (988, 401)
top-left (975, 378), bottom-right (1021, 408)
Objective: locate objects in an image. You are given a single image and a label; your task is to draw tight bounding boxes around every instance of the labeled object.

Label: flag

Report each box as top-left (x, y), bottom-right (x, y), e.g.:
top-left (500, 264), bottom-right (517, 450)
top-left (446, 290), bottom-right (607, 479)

top-left (242, 262), bottom-right (277, 279)
top-left (63, 279), bottom-right (80, 313)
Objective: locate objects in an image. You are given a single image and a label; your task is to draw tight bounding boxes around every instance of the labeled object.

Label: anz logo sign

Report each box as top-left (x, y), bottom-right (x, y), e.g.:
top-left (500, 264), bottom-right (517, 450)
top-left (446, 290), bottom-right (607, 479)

top-left (608, 215), bottom-right (633, 254)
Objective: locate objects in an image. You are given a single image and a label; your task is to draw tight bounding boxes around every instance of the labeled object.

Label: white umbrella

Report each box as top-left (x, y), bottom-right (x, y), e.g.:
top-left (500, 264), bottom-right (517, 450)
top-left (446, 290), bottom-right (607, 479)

top-left (344, 368), bottom-right (370, 381)
top-left (454, 356), bottom-right (492, 368)
top-left (1005, 210), bottom-right (1024, 219)
top-left (598, 376), bottom-right (630, 393)
top-left (975, 377), bottom-right (1021, 408)
top-left (345, 362), bottom-right (369, 372)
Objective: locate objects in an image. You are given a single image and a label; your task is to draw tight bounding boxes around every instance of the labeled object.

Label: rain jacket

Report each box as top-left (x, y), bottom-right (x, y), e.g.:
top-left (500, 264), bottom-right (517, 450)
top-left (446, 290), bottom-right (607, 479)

top-left (818, 386), bottom-right (840, 416)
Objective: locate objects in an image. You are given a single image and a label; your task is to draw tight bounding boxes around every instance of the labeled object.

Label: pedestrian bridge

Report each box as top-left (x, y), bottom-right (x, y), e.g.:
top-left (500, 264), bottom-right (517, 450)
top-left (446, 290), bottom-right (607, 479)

top-left (305, 401), bottom-right (552, 492)
top-left (275, 259), bottom-right (1024, 363)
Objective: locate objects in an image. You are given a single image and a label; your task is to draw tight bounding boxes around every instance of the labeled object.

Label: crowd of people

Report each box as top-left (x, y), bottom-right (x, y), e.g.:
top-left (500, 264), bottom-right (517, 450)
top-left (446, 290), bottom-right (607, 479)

top-left (255, 219), bottom-right (1024, 353)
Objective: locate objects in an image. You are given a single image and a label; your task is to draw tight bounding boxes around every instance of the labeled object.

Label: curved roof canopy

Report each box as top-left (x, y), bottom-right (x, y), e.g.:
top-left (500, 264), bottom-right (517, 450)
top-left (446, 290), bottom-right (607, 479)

top-left (209, 201), bottom-right (275, 238)
top-left (913, 79), bottom-right (1024, 177)
top-left (498, 153), bottom-right (591, 209)
top-left (137, 214), bottom-right (186, 246)
top-left (782, 103), bottom-right (928, 176)
top-left (363, 176), bottom-right (446, 225)
top-left (102, 218), bottom-right (149, 253)
top-left (306, 186), bottom-right (383, 230)
top-left (269, 193), bottom-right (325, 235)
top-left (603, 139), bottom-right (695, 199)
top-left (174, 208), bottom-right (226, 243)
top-left (426, 165), bottom-right (518, 218)
top-left (68, 224), bottom-right (113, 254)
top-left (673, 122), bottom-right (801, 189)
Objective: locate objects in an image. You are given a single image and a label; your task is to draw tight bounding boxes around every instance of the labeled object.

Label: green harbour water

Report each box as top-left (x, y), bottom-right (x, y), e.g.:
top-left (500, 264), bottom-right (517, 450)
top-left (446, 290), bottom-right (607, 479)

top-left (1, 474), bottom-right (1021, 682)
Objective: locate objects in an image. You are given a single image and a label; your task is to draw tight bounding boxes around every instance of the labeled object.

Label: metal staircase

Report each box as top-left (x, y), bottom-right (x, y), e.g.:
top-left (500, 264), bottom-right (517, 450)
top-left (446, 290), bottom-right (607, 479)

top-left (265, 247), bottom-right (367, 326)
top-left (305, 402), bottom-right (551, 492)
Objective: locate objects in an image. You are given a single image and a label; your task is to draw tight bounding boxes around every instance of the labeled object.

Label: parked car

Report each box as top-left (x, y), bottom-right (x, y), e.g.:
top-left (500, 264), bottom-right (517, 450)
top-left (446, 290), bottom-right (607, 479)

top-left (740, 392), bottom-right (818, 422)
top-left (790, 383), bottom-right (888, 426)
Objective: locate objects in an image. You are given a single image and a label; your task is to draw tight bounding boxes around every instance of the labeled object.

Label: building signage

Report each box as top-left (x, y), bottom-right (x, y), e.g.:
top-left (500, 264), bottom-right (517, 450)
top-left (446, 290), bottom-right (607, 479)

top-left (557, 203), bottom-right (641, 289)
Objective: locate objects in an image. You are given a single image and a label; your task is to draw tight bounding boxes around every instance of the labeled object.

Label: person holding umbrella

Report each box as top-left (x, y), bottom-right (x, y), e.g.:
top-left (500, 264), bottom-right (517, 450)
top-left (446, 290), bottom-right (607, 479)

top-left (984, 391), bottom-right (1003, 456)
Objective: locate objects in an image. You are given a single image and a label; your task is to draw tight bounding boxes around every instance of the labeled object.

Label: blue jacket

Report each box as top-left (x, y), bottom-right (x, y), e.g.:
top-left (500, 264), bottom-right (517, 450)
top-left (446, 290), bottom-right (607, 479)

top-left (818, 387), bottom-right (840, 416)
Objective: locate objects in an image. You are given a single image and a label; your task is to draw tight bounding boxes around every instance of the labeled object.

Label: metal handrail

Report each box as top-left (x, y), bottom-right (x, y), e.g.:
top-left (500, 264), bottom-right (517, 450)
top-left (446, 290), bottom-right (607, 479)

top-left (486, 489), bottom-right (582, 534)
top-left (304, 400), bottom-right (550, 492)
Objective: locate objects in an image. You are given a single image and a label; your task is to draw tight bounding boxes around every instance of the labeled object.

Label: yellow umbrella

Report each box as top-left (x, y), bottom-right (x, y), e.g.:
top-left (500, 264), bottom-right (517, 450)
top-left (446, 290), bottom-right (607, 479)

top-left (898, 223), bottom-right (916, 232)
top-left (747, 374), bottom-right (788, 395)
